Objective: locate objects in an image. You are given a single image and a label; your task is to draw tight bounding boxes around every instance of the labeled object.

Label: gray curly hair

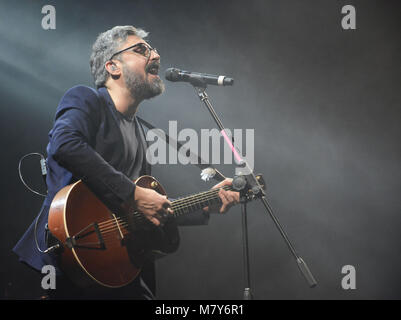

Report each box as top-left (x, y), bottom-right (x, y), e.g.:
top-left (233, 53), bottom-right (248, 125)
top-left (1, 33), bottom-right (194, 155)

top-left (90, 25), bottom-right (149, 88)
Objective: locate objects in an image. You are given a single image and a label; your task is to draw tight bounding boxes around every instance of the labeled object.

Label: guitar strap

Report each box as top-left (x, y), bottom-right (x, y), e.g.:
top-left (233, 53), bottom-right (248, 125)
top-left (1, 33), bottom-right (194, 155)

top-left (137, 117), bottom-right (226, 182)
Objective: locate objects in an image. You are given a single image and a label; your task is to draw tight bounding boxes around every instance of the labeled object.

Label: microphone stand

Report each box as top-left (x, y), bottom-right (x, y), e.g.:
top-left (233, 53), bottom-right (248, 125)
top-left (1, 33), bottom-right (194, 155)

top-left (241, 200), bottom-right (253, 300)
top-left (190, 79), bottom-right (317, 299)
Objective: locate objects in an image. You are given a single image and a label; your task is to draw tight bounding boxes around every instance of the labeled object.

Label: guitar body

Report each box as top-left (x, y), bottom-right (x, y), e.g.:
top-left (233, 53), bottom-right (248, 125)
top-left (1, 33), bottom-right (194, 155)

top-left (48, 173), bottom-right (260, 289)
top-left (48, 175), bottom-right (173, 288)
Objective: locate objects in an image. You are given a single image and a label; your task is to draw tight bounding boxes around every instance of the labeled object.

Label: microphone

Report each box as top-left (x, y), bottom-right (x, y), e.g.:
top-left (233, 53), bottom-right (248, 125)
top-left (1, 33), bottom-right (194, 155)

top-left (165, 68), bottom-right (234, 86)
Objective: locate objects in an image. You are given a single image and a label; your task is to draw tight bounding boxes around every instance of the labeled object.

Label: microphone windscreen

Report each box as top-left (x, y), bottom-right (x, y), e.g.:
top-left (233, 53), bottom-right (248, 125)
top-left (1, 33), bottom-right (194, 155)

top-left (165, 68), bottom-right (180, 82)
top-left (224, 77), bottom-right (234, 86)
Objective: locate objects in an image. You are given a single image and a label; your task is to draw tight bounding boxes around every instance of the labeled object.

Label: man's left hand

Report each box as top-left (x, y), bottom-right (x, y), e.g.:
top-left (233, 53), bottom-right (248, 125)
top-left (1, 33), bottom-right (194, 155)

top-left (203, 178), bottom-right (240, 214)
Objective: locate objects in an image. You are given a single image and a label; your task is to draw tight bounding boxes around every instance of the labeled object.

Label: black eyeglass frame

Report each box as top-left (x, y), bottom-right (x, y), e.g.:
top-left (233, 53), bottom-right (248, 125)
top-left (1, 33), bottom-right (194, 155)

top-left (108, 42), bottom-right (158, 62)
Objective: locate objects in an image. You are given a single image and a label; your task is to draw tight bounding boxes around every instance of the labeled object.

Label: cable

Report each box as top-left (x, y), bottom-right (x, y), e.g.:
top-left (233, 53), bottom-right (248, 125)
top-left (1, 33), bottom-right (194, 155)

top-left (18, 152), bottom-right (47, 197)
top-left (18, 152), bottom-right (53, 253)
top-left (34, 207), bottom-right (52, 254)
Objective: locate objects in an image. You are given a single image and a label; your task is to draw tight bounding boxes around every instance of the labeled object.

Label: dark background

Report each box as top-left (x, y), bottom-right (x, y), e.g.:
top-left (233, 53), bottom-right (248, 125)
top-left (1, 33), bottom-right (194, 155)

top-left (0, 0), bottom-right (400, 299)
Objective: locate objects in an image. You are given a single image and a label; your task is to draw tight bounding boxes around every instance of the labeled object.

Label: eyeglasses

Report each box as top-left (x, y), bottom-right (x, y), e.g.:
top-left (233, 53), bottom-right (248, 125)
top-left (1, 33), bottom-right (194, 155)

top-left (109, 42), bottom-right (158, 61)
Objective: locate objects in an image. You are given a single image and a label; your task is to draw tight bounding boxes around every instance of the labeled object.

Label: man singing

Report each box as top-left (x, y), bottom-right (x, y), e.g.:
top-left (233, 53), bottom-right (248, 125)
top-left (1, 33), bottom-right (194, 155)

top-left (13, 25), bottom-right (239, 299)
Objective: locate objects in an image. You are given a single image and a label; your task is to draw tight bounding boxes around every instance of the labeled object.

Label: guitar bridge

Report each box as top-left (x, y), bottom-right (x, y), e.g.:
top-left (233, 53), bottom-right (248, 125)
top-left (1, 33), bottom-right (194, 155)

top-left (65, 222), bottom-right (106, 250)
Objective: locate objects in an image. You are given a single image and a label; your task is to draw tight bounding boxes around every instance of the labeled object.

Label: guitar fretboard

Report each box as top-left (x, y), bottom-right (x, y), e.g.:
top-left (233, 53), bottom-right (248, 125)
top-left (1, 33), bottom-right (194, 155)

top-left (171, 185), bottom-right (231, 217)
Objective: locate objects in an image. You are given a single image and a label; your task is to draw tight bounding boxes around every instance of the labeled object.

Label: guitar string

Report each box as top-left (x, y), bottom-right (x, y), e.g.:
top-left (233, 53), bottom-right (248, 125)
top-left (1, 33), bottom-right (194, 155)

top-left (96, 183), bottom-right (241, 241)
top-left (171, 185), bottom-right (229, 206)
top-left (95, 195), bottom-right (221, 237)
top-left (71, 187), bottom-right (230, 246)
top-left (73, 182), bottom-right (263, 247)
top-left (97, 190), bottom-right (225, 237)
top-left (74, 182), bottom-right (254, 245)
top-left (97, 189), bottom-right (228, 237)
top-left (98, 191), bottom-right (224, 237)
top-left (96, 185), bottom-right (228, 228)
top-left (96, 186), bottom-right (230, 229)
top-left (97, 187), bottom-right (226, 234)
top-left (98, 186), bottom-right (227, 241)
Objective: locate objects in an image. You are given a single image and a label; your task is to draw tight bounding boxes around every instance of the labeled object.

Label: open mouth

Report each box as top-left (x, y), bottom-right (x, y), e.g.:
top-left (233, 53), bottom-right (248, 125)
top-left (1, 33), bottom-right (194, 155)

top-left (147, 64), bottom-right (160, 75)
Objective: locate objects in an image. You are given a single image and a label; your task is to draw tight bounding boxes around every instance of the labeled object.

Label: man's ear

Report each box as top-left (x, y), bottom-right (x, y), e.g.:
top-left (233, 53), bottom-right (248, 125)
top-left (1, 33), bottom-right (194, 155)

top-left (105, 60), bottom-right (120, 75)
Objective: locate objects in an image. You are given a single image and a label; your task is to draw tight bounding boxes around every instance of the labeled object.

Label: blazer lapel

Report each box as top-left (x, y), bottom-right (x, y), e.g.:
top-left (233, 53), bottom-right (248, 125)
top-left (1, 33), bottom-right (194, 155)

top-left (136, 116), bottom-right (151, 175)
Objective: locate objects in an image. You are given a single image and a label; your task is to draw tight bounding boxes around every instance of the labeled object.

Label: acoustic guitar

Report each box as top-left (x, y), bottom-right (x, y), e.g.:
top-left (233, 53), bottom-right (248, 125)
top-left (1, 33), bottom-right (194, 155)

top-left (48, 175), bottom-right (261, 288)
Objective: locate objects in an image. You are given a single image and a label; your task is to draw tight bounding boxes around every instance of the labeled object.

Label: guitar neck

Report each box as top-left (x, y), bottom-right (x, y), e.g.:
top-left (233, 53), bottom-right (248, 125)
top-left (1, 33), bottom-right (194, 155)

top-left (171, 185), bottom-right (231, 217)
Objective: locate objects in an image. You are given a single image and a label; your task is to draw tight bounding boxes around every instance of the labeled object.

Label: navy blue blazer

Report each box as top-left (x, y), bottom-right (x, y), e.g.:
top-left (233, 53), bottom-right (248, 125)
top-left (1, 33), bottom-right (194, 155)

top-left (13, 85), bottom-right (209, 278)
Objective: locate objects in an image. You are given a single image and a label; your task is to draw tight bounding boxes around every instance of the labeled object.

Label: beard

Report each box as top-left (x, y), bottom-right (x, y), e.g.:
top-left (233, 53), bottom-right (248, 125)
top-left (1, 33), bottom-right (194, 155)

top-left (122, 62), bottom-right (165, 101)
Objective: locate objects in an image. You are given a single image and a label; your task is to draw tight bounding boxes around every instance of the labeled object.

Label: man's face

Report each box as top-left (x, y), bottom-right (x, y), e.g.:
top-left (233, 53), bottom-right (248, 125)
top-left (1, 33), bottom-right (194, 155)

top-left (115, 35), bottom-right (164, 100)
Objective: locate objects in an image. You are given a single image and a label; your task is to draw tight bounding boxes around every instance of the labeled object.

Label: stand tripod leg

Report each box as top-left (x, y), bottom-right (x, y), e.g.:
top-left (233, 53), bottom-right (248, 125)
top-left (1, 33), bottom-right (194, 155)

top-left (241, 201), bottom-right (253, 300)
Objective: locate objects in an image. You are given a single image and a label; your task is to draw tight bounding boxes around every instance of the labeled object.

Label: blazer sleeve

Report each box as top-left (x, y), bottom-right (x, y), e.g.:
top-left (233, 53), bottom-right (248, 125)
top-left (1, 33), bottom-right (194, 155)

top-left (48, 85), bottom-right (136, 212)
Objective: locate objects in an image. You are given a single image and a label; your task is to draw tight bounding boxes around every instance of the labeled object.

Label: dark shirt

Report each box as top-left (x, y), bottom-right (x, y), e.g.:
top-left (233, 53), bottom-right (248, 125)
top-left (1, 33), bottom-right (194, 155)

top-left (115, 112), bottom-right (145, 181)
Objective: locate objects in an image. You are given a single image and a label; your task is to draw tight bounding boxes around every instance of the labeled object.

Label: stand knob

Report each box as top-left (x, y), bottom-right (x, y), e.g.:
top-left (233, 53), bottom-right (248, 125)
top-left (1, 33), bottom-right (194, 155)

top-left (233, 175), bottom-right (247, 191)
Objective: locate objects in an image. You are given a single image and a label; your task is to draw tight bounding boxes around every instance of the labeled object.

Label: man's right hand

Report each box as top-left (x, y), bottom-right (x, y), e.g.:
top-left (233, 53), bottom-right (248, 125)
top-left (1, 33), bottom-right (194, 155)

top-left (134, 186), bottom-right (173, 226)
